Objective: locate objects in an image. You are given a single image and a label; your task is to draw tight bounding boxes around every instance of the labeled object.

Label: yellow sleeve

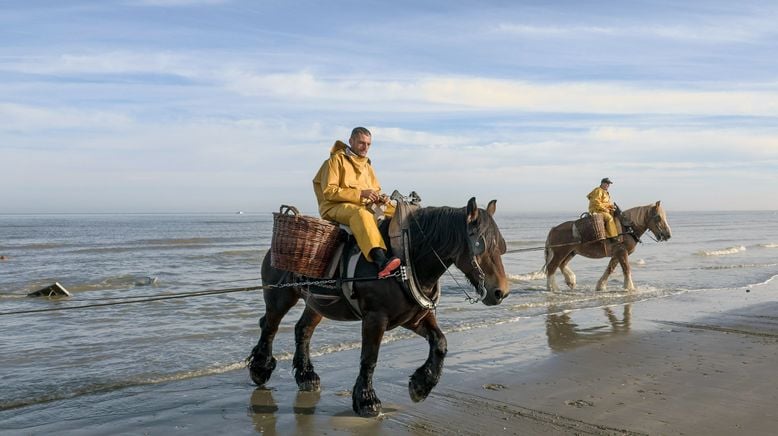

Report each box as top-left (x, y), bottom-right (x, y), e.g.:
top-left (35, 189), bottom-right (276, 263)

top-left (320, 157), bottom-right (362, 204)
top-left (587, 188), bottom-right (612, 213)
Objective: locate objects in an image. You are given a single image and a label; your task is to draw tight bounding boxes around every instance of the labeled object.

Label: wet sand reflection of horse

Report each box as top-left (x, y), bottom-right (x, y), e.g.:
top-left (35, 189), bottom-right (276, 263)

top-left (545, 304), bottom-right (632, 351)
top-left (248, 198), bottom-right (509, 417)
top-left (544, 202), bottom-right (672, 292)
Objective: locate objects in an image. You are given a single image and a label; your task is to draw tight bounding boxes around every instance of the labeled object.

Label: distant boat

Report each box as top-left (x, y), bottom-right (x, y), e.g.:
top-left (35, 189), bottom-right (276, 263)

top-left (237, 211), bottom-right (244, 215)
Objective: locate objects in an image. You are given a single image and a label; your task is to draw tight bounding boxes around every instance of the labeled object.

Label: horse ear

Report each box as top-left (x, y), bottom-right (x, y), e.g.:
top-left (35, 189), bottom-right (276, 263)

top-left (486, 199), bottom-right (497, 216)
top-left (655, 201), bottom-right (661, 207)
top-left (467, 197), bottom-right (479, 223)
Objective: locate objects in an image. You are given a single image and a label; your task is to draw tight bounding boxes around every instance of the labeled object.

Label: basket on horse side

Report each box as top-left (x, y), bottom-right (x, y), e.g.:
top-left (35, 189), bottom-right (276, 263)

top-left (270, 205), bottom-right (343, 278)
top-left (575, 213), bottom-right (607, 243)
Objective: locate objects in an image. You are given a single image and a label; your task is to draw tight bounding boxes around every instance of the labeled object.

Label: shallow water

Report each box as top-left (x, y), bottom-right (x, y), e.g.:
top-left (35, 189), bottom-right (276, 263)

top-left (1, 210), bottom-right (777, 411)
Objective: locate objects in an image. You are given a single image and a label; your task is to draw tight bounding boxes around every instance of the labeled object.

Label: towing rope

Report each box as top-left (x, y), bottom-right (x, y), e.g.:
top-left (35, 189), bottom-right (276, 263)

top-left (505, 246), bottom-right (545, 254)
top-left (0, 272), bottom-right (402, 317)
top-left (0, 284), bottom-right (266, 316)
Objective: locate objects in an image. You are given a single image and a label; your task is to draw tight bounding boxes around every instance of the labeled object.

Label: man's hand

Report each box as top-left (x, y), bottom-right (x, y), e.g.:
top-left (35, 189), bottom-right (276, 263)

top-left (360, 189), bottom-right (381, 203)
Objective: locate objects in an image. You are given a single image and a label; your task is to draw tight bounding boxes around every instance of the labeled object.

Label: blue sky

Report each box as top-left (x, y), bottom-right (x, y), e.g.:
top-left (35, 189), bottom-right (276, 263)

top-left (1, 0), bottom-right (776, 213)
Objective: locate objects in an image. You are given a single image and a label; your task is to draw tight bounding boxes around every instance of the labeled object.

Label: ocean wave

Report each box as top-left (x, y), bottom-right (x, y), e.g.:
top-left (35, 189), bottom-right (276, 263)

top-left (509, 271), bottom-right (546, 281)
top-left (5, 242), bottom-right (68, 250)
top-left (137, 237), bottom-right (217, 246)
top-left (700, 263), bottom-right (778, 271)
top-left (218, 249), bottom-right (262, 258)
top-left (697, 246), bottom-right (746, 256)
top-left (506, 239), bottom-right (546, 247)
top-left (758, 243), bottom-right (778, 249)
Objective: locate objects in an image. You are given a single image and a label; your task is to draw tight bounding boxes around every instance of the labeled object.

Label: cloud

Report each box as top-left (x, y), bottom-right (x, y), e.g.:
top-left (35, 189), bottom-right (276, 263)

top-left (495, 20), bottom-right (773, 43)
top-left (3, 52), bottom-right (197, 77)
top-left (6, 50), bottom-right (777, 118)
top-left (126, 0), bottom-right (228, 6)
top-left (219, 69), bottom-right (778, 117)
top-left (0, 103), bottom-right (133, 133)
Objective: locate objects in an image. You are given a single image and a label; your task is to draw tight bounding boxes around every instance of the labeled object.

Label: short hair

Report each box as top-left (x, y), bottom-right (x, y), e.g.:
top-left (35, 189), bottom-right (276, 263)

top-left (350, 127), bottom-right (371, 139)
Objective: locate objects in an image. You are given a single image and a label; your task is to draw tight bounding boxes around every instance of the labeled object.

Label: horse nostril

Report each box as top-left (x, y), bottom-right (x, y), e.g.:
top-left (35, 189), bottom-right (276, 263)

top-left (494, 290), bottom-right (504, 300)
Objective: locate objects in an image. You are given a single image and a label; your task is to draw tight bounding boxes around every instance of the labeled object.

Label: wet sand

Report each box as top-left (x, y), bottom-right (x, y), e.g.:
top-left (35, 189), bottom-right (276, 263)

top-left (5, 280), bottom-right (778, 435)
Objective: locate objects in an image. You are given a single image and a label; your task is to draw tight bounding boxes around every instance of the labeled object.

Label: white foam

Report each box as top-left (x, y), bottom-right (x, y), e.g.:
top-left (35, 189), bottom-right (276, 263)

top-left (699, 245), bottom-right (746, 256)
top-left (759, 243), bottom-right (778, 249)
top-left (509, 271), bottom-right (546, 281)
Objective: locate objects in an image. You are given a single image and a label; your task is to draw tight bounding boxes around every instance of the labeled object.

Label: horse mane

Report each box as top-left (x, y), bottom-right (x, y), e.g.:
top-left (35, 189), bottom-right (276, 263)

top-left (409, 205), bottom-right (503, 260)
top-left (409, 206), bottom-right (469, 261)
top-left (622, 203), bottom-right (655, 226)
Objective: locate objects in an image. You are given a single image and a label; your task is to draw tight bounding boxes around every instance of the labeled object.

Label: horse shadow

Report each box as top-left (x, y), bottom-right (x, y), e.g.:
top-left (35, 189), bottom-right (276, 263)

top-left (545, 304), bottom-right (632, 351)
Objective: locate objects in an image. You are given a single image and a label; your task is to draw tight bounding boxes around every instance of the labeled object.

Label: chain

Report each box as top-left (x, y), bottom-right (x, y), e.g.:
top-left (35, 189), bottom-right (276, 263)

top-left (275, 278), bottom-right (338, 288)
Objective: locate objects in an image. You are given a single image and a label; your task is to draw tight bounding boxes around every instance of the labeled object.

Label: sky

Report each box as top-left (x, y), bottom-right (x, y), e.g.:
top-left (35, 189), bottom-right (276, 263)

top-left (1, 0), bottom-right (777, 214)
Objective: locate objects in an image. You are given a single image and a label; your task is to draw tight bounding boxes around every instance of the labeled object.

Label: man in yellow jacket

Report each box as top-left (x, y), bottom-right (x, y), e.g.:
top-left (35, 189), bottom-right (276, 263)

top-left (587, 177), bottom-right (618, 239)
top-left (312, 127), bottom-right (400, 278)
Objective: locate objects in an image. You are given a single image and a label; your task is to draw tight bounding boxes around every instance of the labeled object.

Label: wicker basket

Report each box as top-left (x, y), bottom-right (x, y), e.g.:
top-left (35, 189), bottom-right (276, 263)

top-left (575, 213), bottom-right (607, 242)
top-left (270, 205), bottom-right (343, 278)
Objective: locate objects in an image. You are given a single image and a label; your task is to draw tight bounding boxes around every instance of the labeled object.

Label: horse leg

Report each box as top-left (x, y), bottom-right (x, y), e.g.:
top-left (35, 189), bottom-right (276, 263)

top-left (405, 312), bottom-right (447, 403)
top-left (545, 247), bottom-right (561, 292)
top-left (560, 253), bottom-right (577, 290)
top-left (596, 257), bottom-right (619, 292)
top-left (248, 288), bottom-right (299, 386)
top-left (293, 306), bottom-right (323, 392)
top-left (352, 312), bottom-right (388, 417)
top-left (618, 252), bottom-right (636, 291)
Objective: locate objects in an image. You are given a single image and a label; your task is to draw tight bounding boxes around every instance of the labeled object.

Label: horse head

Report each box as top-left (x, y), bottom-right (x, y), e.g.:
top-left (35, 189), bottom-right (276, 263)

top-left (647, 201), bottom-right (672, 241)
top-left (454, 197), bottom-right (510, 306)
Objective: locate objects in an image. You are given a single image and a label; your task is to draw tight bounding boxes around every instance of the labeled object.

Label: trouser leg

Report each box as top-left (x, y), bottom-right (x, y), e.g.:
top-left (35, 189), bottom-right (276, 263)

top-left (602, 213), bottom-right (618, 238)
top-left (325, 204), bottom-right (386, 261)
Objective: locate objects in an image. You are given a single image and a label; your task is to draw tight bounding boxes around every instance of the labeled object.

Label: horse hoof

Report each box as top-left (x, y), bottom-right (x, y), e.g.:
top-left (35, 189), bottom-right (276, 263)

top-left (295, 370), bottom-right (321, 392)
top-left (249, 356), bottom-right (277, 386)
top-left (353, 400), bottom-right (382, 418)
top-left (408, 368), bottom-right (436, 403)
top-left (352, 384), bottom-right (382, 417)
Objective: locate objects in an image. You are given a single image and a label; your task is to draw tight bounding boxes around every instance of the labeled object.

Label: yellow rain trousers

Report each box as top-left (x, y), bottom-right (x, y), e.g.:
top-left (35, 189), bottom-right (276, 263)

top-left (313, 141), bottom-right (395, 260)
top-left (587, 187), bottom-right (618, 238)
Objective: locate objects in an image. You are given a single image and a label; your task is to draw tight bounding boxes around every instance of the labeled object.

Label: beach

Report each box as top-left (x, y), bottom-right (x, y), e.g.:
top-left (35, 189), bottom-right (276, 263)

top-left (5, 276), bottom-right (777, 435)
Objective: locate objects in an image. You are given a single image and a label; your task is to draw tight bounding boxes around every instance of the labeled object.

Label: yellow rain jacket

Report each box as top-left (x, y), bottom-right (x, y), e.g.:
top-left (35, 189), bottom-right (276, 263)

top-left (587, 187), bottom-right (618, 238)
top-left (312, 141), bottom-right (394, 260)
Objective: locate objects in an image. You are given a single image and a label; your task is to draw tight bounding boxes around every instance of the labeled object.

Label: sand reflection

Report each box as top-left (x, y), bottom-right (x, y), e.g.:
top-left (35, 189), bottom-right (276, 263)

top-left (249, 387), bottom-right (328, 435)
top-left (545, 304), bottom-right (632, 351)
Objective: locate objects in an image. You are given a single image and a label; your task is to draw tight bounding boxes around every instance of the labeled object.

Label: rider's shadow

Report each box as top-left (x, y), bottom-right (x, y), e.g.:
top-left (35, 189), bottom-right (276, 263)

top-left (545, 304), bottom-right (632, 351)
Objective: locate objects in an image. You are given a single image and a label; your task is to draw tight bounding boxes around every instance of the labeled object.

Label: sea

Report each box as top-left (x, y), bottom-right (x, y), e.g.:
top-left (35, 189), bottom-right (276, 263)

top-left (1, 210), bottom-right (777, 413)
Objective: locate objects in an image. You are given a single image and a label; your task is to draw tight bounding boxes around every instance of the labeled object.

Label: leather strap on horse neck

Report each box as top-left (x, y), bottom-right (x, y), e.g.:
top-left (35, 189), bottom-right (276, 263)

top-left (389, 191), bottom-right (439, 310)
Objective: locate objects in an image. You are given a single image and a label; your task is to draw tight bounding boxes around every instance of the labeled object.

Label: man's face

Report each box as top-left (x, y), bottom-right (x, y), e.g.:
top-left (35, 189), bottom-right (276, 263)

top-left (349, 133), bottom-right (371, 157)
top-left (602, 183), bottom-right (611, 190)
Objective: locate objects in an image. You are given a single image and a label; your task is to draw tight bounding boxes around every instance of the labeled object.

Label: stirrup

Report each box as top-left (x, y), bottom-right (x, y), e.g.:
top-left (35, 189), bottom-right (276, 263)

top-left (378, 257), bottom-right (401, 278)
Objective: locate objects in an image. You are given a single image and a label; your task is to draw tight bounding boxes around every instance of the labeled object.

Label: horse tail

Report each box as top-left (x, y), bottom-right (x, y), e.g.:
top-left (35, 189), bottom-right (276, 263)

top-left (542, 234), bottom-right (553, 274)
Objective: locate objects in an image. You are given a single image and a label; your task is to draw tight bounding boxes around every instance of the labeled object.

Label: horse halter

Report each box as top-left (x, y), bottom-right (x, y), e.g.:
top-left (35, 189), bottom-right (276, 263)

top-left (466, 227), bottom-right (488, 300)
top-left (647, 209), bottom-right (669, 242)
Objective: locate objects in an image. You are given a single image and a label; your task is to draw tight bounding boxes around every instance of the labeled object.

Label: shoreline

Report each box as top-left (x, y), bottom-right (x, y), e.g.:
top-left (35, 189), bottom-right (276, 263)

top-left (3, 280), bottom-right (778, 435)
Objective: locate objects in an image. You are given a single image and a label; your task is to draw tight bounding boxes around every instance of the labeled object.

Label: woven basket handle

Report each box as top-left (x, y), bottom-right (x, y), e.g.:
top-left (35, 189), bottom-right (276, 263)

top-left (279, 205), bottom-right (300, 216)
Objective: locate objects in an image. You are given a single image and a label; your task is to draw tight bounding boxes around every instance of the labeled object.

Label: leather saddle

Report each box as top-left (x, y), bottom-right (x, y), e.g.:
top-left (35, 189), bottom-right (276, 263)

top-left (302, 191), bottom-right (439, 318)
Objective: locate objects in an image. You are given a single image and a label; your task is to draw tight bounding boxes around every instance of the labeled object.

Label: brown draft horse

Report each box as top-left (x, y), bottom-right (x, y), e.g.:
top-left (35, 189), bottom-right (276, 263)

top-left (544, 201), bottom-right (672, 292)
top-left (248, 198), bottom-right (509, 417)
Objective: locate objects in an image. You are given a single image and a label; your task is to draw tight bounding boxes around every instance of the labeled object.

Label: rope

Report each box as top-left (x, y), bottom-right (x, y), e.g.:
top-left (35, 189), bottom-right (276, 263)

top-left (0, 272), bottom-right (401, 317)
top-left (0, 285), bottom-right (267, 316)
top-left (504, 246), bottom-right (545, 254)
